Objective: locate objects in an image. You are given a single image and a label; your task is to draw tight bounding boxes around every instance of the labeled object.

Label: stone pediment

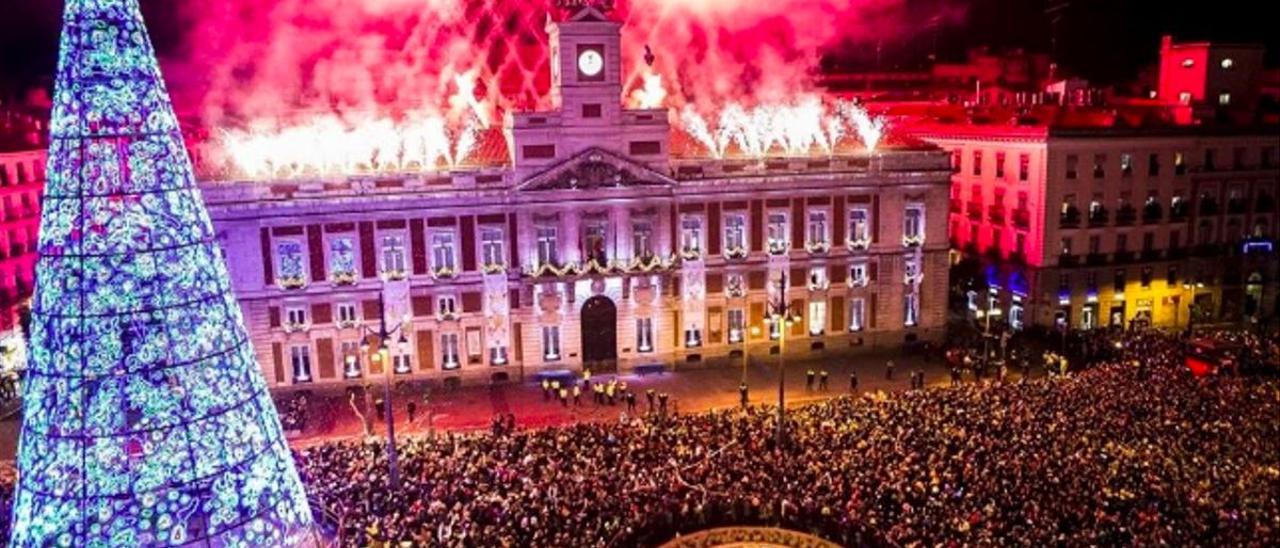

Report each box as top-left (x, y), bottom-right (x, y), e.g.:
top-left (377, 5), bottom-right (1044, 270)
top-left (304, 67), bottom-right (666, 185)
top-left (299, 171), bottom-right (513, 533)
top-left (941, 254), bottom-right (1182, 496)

top-left (517, 147), bottom-right (675, 192)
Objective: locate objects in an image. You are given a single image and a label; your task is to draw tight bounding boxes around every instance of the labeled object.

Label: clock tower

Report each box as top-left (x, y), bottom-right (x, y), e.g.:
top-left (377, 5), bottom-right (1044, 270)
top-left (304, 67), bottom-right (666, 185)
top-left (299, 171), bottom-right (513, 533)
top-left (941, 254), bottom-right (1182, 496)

top-left (547, 5), bottom-right (623, 123)
top-left (507, 5), bottom-right (669, 181)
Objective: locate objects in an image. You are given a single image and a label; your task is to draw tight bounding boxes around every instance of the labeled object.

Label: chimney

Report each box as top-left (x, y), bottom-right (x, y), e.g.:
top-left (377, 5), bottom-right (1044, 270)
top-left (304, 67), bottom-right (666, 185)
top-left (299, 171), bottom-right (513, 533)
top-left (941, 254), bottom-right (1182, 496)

top-left (1161, 35), bottom-right (1174, 52)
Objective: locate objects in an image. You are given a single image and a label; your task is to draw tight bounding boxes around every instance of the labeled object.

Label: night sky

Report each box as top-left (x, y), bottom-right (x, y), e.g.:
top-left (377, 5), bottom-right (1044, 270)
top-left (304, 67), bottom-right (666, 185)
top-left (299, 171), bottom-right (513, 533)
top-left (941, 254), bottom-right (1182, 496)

top-left (2, 0), bottom-right (1277, 99)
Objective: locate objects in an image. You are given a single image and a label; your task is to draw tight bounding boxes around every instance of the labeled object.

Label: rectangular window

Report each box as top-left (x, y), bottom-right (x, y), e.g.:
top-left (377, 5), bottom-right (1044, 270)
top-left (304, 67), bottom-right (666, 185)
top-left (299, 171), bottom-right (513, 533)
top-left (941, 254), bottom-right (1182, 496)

top-left (490, 346), bottom-right (509, 366)
top-left (632, 222), bottom-right (653, 259)
top-left (481, 227), bottom-right (505, 270)
top-left (441, 333), bottom-right (460, 370)
top-left (1066, 154), bottom-right (1079, 179)
top-left (849, 298), bottom-right (866, 332)
top-left (902, 205), bottom-right (925, 246)
top-left (1089, 235), bottom-right (1101, 254)
top-left (1113, 269), bottom-right (1126, 293)
top-left (1148, 153), bottom-right (1160, 176)
top-left (681, 217), bottom-right (703, 256)
top-left (429, 233), bottom-right (455, 274)
top-left (903, 291), bottom-right (919, 327)
top-left (808, 266), bottom-right (828, 290)
top-left (636, 317), bottom-right (654, 352)
top-left (1093, 154), bottom-right (1107, 178)
top-left (727, 309), bottom-right (745, 343)
top-left (1142, 232), bottom-right (1155, 251)
top-left (1174, 151), bottom-right (1186, 175)
top-left (972, 150), bottom-right (982, 176)
top-left (522, 144), bottom-right (556, 160)
top-left (723, 214), bottom-right (747, 255)
top-left (583, 104), bottom-right (602, 118)
top-left (850, 261), bottom-right (869, 287)
top-left (290, 345), bottom-right (312, 383)
top-left (393, 353), bottom-right (412, 374)
top-left (337, 303), bottom-right (358, 326)
top-left (995, 152), bottom-right (1006, 178)
top-left (536, 227), bottom-right (558, 267)
top-left (1204, 149), bottom-right (1217, 171)
top-left (1116, 233), bottom-right (1128, 253)
top-left (1120, 153), bottom-right (1133, 177)
top-left (328, 237), bottom-right (357, 281)
top-left (848, 208), bottom-right (870, 248)
top-left (767, 212), bottom-right (788, 253)
top-left (1232, 147), bottom-right (1246, 170)
top-left (1061, 237), bottom-right (1073, 255)
top-left (1140, 267), bottom-right (1153, 288)
top-left (341, 341), bottom-right (361, 378)
top-left (808, 301), bottom-right (826, 336)
top-left (285, 306), bottom-right (308, 328)
top-left (380, 234), bottom-right (408, 279)
top-left (684, 324), bottom-right (702, 348)
top-left (1019, 153), bottom-right (1030, 181)
top-left (1166, 266), bottom-right (1178, 285)
top-left (629, 141), bottom-right (662, 155)
top-left (276, 240), bottom-right (306, 285)
top-left (951, 150), bottom-right (962, 173)
top-left (437, 294), bottom-right (458, 318)
top-left (542, 325), bottom-right (561, 360)
top-left (806, 210), bottom-right (828, 249)
top-left (584, 224), bottom-right (608, 264)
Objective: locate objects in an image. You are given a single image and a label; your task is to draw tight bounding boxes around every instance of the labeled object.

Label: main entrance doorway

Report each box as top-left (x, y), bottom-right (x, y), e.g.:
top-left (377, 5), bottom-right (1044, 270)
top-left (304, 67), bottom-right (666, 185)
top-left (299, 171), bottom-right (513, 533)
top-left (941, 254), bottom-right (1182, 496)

top-left (581, 295), bottom-right (618, 370)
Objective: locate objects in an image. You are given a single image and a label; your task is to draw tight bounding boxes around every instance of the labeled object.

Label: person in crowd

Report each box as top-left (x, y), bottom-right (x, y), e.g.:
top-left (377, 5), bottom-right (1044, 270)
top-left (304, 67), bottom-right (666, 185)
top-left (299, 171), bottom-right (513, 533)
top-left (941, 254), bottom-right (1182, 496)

top-left (739, 382), bottom-right (749, 409)
top-left (849, 370), bottom-right (858, 393)
top-left (885, 359), bottom-right (895, 380)
top-left (819, 370), bottom-right (829, 391)
top-left (806, 369), bottom-right (815, 390)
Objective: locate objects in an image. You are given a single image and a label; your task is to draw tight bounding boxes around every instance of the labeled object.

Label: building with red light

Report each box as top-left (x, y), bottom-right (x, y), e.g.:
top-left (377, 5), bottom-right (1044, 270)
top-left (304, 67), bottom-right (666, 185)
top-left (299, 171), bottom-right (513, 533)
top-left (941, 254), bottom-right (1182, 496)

top-left (198, 7), bottom-right (953, 387)
top-left (0, 127), bottom-right (44, 372)
top-left (897, 35), bottom-right (1279, 332)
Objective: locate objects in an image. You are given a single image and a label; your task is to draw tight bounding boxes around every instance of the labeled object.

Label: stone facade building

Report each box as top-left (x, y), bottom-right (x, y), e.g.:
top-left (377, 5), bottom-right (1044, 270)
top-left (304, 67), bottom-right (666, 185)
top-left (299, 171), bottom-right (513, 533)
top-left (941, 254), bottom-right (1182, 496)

top-left (200, 8), bottom-right (952, 387)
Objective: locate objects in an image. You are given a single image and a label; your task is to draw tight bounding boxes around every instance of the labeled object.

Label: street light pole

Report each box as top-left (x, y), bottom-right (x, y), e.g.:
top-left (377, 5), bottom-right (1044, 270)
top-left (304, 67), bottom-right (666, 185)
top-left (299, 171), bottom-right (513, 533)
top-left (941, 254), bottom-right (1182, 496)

top-left (767, 272), bottom-right (797, 450)
top-left (376, 292), bottom-right (400, 491)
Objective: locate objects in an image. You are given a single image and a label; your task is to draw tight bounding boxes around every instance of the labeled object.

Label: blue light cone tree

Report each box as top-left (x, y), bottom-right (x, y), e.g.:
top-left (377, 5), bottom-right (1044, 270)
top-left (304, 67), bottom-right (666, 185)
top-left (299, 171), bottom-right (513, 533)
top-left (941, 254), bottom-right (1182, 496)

top-left (8, 1), bottom-right (315, 545)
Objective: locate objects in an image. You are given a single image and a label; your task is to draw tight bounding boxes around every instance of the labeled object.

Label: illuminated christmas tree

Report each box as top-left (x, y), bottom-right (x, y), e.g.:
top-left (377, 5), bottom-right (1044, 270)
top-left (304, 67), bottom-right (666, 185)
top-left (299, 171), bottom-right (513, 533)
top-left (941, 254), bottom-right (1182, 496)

top-left (9, 1), bottom-right (315, 545)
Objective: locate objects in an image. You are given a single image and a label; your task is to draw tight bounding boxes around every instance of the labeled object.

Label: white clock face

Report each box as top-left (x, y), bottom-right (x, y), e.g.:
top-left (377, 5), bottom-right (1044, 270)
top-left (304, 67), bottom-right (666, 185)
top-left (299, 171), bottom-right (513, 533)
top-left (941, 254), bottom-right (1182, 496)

top-left (578, 50), bottom-right (604, 77)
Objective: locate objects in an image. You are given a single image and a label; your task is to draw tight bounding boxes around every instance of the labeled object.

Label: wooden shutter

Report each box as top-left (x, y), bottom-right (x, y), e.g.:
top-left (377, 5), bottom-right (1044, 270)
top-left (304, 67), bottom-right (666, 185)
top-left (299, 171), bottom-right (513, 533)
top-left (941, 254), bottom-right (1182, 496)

top-left (749, 302), bottom-right (765, 339)
top-left (791, 200), bottom-right (805, 246)
top-left (362, 299), bottom-right (381, 321)
top-left (872, 195), bottom-right (881, 243)
top-left (790, 299), bottom-right (805, 337)
top-left (410, 218), bottom-right (428, 275)
top-left (829, 263), bottom-right (847, 285)
top-left (833, 195), bottom-right (846, 248)
top-left (268, 306), bottom-right (281, 328)
top-left (508, 214), bottom-right (520, 270)
top-left (271, 342), bottom-right (285, 384)
top-left (307, 225), bottom-right (325, 282)
top-left (869, 294), bottom-right (878, 329)
top-left (460, 215), bottom-right (477, 272)
top-left (462, 292), bottom-right (483, 313)
top-left (260, 228), bottom-right (274, 285)
top-left (316, 338), bottom-right (336, 379)
top-left (411, 295), bottom-right (433, 317)
top-left (706, 273), bottom-right (724, 294)
top-left (707, 202), bottom-right (722, 256)
top-left (748, 271), bottom-right (767, 290)
top-left (750, 200), bottom-right (764, 253)
top-left (416, 330), bottom-right (435, 371)
top-left (512, 323), bottom-right (523, 363)
top-left (359, 221), bottom-right (377, 278)
top-left (829, 296), bottom-right (845, 333)
top-left (311, 303), bottom-right (332, 325)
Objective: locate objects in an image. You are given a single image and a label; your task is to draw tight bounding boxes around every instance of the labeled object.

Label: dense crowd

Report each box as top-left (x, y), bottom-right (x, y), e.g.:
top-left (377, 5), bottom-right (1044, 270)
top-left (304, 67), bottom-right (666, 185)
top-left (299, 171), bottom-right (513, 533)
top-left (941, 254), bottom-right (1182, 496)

top-left (296, 330), bottom-right (1280, 547)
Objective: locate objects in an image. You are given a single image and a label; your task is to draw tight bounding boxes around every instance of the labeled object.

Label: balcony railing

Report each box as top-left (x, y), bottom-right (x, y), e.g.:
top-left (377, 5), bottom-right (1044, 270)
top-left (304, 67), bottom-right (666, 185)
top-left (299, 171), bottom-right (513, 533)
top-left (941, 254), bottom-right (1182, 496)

top-left (1012, 208), bottom-right (1030, 230)
top-left (1086, 252), bottom-right (1107, 265)
top-left (1257, 195), bottom-right (1276, 213)
top-left (1227, 200), bottom-right (1246, 215)
top-left (1170, 205), bottom-right (1190, 221)
top-left (1112, 250), bottom-right (1135, 263)
top-left (1115, 206), bottom-right (1137, 226)
top-left (1060, 208), bottom-right (1081, 228)
top-left (1167, 247), bottom-right (1187, 260)
top-left (1198, 200), bottom-right (1219, 216)
top-left (966, 203), bottom-right (983, 221)
top-left (987, 204), bottom-right (1006, 225)
top-left (1087, 208), bottom-right (1109, 227)
top-left (1009, 251), bottom-right (1027, 265)
top-left (1140, 249), bottom-right (1162, 261)
top-left (1059, 254), bottom-right (1079, 267)
top-left (1142, 204), bottom-right (1163, 224)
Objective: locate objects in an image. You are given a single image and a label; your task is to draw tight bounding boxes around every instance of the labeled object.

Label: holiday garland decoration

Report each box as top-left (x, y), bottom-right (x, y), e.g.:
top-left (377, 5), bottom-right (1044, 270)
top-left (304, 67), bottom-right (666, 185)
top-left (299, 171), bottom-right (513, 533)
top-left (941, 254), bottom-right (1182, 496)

top-left (9, 1), bottom-right (315, 545)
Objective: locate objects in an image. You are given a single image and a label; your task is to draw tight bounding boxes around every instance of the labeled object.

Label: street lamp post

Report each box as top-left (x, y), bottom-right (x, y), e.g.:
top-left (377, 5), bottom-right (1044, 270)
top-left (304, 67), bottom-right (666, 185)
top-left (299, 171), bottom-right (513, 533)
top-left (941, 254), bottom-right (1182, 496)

top-left (351, 292), bottom-right (410, 490)
top-left (764, 272), bottom-right (801, 449)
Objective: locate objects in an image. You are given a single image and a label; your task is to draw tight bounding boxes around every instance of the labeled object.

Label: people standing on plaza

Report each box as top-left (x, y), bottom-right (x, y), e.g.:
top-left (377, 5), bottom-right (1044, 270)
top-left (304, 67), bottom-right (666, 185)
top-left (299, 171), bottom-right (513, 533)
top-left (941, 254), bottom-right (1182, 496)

top-left (806, 369), bottom-right (815, 391)
top-left (406, 400), bottom-right (417, 424)
top-left (739, 382), bottom-right (749, 409)
top-left (819, 370), bottom-right (829, 391)
top-left (606, 380), bottom-right (616, 405)
top-left (658, 392), bottom-right (669, 415)
top-left (849, 370), bottom-right (859, 393)
top-left (626, 391), bottom-right (637, 413)
top-left (541, 378), bottom-right (551, 401)
top-left (916, 368), bottom-right (925, 389)
top-left (572, 384), bottom-right (581, 406)
top-left (885, 359), bottom-right (895, 380)
top-left (950, 366), bottom-right (962, 386)
top-left (558, 387), bottom-right (568, 407)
